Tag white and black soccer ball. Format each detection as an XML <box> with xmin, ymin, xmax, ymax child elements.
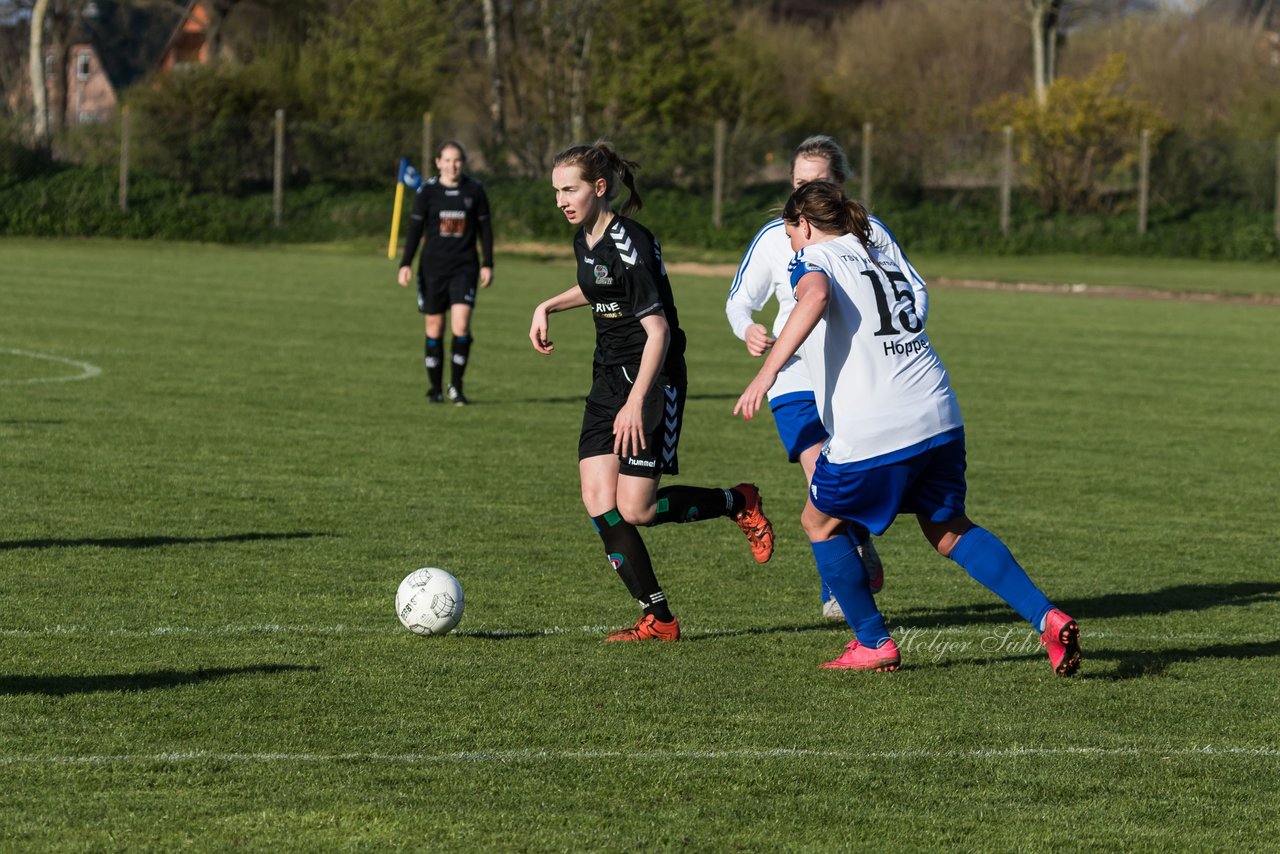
<box><xmin>395</xmin><ymin>567</ymin><xmax>464</xmax><ymax>636</ymax></box>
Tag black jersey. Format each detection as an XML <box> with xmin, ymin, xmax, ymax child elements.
<box><xmin>400</xmin><ymin>175</ymin><xmax>494</xmax><ymax>276</ymax></box>
<box><xmin>573</xmin><ymin>216</ymin><xmax>685</xmax><ymax>376</ymax></box>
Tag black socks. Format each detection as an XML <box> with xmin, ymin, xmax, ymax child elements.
<box><xmin>591</xmin><ymin>509</ymin><xmax>672</xmax><ymax>621</ymax></box>
<box><xmin>650</xmin><ymin>486</ymin><xmax>744</xmax><ymax>525</ymax></box>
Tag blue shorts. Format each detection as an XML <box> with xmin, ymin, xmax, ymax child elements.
<box><xmin>770</xmin><ymin>393</ymin><xmax>828</xmax><ymax>463</ymax></box>
<box><xmin>810</xmin><ymin>429</ymin><xmax>968</xmax><ymax>536</ymax></box>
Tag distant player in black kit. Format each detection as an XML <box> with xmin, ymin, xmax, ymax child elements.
<box><xmin>398</xmin><ymin>141</ymin><xmax>494</xmax><ymax>406</ymax></box>
<box><xmin>529</xmin><ymin>141</ymin><xmax>774</xmax><ymax>642</ymax></box>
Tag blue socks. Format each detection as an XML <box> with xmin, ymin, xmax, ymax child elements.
<box><xmin>949</xmin><ymin>526</ymin><xmax>1053</xmax><ymax>630</ymax></box>
<box><xmin>810</xmin><ymin>532</ymin><xmax>889</xmax><ymax>647</ymax></box>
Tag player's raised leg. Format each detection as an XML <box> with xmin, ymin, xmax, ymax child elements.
<box><xmin>921</xmin><ymin>514</ymin><xmax>1080</xmax><ymax>676</ymax></box>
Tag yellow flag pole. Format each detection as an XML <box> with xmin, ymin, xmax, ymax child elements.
<box><xmin>388</xmin><ymin>181</ymin><xmax>405</xmax><ymax>259</ymax></box>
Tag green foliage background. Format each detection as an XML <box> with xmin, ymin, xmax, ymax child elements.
<box><xmin>0</xmin><ymin>165</ymin><xmax>1276</xmax><ymax>261</ymax></box>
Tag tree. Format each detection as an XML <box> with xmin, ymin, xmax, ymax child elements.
<box><xmin>200</xmin><ymin>0</ymin><xmax>321</xmax><ymax>63</ymax></box>
<box><xmin>27</xmin><ymin>0</ymin><xmax>48</xmax><ymax>145</ymax></box>
<box><xmin>481</xmin><ymin>0</ymin><xmax>504</xmax><ymax>150</ymax></box>
<box><xmin>1026</xmin><ymin>0</ymin><xmax>1157</xmax><ymax>106</ymax></box>
<box><xmin>1026</xmin><ymin>0</ymin><xmax>1062</xmax><ymax>107</ymax></box>
<box><xmin>297</xmin><ymin>0</ymin><xmax>461</xmax><ymax>121</ymax></box>
<box><xmin>981</xmin><ymin>54</ymin><xmax>1169</xmax><ymax>212</ymax></box>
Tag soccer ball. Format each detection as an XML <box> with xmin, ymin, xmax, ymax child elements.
<box><xmin>395</xmin><ymin>567</ymin><xmax>464</xmax><ymax>636</ymax></box>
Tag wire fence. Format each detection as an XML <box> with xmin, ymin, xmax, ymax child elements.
<box><xmin>4</xmin><ymin>109</ymin><xmax>1280</xmax><ymax>241</ymax></box>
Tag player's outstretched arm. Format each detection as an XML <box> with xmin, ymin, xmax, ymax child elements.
<box><xmin>529</xmin><ymin>285</ymin><xmax>589</xmax><ymax>354</ymax></box>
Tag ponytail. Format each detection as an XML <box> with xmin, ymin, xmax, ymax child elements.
<box><xmin>552</xmin><ymin>140</ymin><xmax>643</xmax><ymax>215</ymax></box>
<box><xmin>782</xmin><ymin>181</ymin><xmax>871</xmax><ymax>248</ymax></box>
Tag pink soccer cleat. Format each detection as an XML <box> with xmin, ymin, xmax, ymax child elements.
<box><xmin>1040</xmin><ymin>609</ymin><xmax>1081</xmax><ymax>676</ymax></box>
<box><xmin>820</xmin><ymin>637</ymin><xmax>901</xmax><ymax>672</ymax></box>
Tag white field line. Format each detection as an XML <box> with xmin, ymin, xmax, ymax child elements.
<box><xmin>0</xmin><ymin>623</ymin><xmax>1269</xmax><ymax>644</ymax></box>
<box><xmin>0</xmin><ymin>745</ymin><xmax>1276</xmax><ymax>768</ymax></box>
<box><xmin>0</xmin><ymin>348</ymin><xmax>102</xmax><ymax>385</ymax></box>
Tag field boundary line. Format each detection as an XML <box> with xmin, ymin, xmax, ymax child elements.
<box><xmin>1</xmin><ymin>745</ymin><xmax>1276</xmax><ymax>767</ymax></box>
<box><xmin>0</xmin><ymin>348</ymin><xmax>102</xmax><ymax>384</ymax></box>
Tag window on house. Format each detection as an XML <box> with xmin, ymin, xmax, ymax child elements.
<box><xmin>76</xmin><ymin>51</ymin><xmax>92</xmax><ymax>81</ymax></box>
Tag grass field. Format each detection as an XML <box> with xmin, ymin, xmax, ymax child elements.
<box><xmin>2</xmin><ymin>238</ymin><xmax>1278</xmax><ymax>850</ymax></box>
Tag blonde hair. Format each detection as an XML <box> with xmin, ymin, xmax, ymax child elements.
<box><xmin>791</xmin><ymin>135</ymin><xmax>851</xmax><ymax>185</ymax></box>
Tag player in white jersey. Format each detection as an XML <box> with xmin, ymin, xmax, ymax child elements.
<box><xmin>734</xmin><ymin>181</ymin><xmax>1081</xmax><ymax>676</ymax></box>
<box><xmin>726</xmin><ymin>135</ymin><xmax>926</xmax><ymax>620</ymax></box>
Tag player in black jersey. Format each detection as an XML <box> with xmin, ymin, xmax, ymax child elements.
<box><xmin>528</xmin><ymin>141</ymin><xmax>775</xmax><ymax>642</ymax></box>
<box><xmin>397</xmin><ymin>141</ymin><xmax>494</xmax><ymax>406</ymax></box>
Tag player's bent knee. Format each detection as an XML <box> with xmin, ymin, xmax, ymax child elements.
<box><xmin>919</xmin><ymin>514</ymin><xmax>973</xmax><ymax>558</ymax></box>
<box><xmin>619</xmin><ymin>503</ymin><xmax>657</xmax><ymax>527</ymax></box>
<box><xmin>801</xmin><ymin>505</ymin><xmax>844</xmax><ymax>543</ymax></box>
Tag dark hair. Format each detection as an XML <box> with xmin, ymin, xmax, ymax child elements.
<box><xmin>552</xmin><ymin>140</ymin><xmax>643</xmax><ymax>216</ymax></box>
<box><xmin>791</xmin><ymin>134</ymin><xmax>851</xmax><ymax>185</ymax></box>
<box><xmin>436</xmin><ymin>140</ymin><xmax>467</xmax><ymax>162</ymax></box>
<box><xmin>783</xmin><ymin>181</ymin><xmax>871</xmax><ymax>247</ymax></box>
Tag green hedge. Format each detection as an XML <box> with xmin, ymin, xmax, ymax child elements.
<box><xmin>0</xmin><ymin>165</ymin><xmax>1276</xmax><ymax>261</ymax></box>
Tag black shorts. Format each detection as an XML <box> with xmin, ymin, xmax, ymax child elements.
<box><xmin>578</xmin><ymin>364</ymin><xmax>687</xmax><ymax>478</ymax></box>
<box><xmin>417</xmin><ymin>269</ymin><xmax>478</xmax><ymax>315</ymax></box>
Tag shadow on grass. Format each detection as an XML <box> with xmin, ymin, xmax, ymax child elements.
<box><xmin>891</xmin><ymin>581</ymin><xmax>1280</xmax><ymax>630</ymax></box>
<box><xmin>0</xmin><ymin>664</ymin><xmax>320</xmax><ymax>696</ymax></box>
<box><xmin>506</xmin><ymin>392</ymin><xmax>741</xmax><ymax>405</ymax></box>
<box><xmin>917</xmin><ymin>638</ymin><xmax>1280</xmax><ymax>682</ymax></box>
<box><xmin>1094</xmin><ymin>639</ymin><xmax>1280</xmax><ymax>680</ymax></box>
<box><xmin>0</xmin><ymin>531</ymin><xmax>332</xmax><ymax>551</ymax></box>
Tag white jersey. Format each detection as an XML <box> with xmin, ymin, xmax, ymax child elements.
<box><xmin>726</xmin><ymin>214</ymin><xmax>927</xmax><ymax>401</ymax></box>
<box><xmin>788</xmin><ymin>234</ymin><xmax>962</xmax><ymax>466</ymax></box>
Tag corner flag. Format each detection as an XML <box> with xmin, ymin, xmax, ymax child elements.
<box><xmin>388</xmin><ymin>158</ymin><xmax>423</xmax><ymax>259</ymax></box>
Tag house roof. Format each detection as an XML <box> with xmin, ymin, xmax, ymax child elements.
<box><xmin>80</xmin><ymin>0</ymin><xmax>187</xmax><ymax>92</ymax></box>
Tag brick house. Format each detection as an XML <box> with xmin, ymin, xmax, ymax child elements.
<box><xmin>10</xmin><ymin>0</ymin><xmax>210</xmax><ymax>128</ymax></box>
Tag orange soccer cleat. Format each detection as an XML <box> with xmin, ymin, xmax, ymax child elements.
<box><xmin>605</xmin><ymin>614</ymin><xmax>681</xmax><ymax>643</ymax></box>
<box><xmin>731</xmin><ymin>483</ymin><xmax>775</xmax><ymax>563</ymax></box>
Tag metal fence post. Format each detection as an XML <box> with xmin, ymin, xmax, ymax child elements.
<box><xmin>273</xmin><ymin>109</ymin><xmax>285</xmax><ymax>228</ymax></box>
<box><xmin>118</xmin><ymin>105</ymin><xmax>129</xmax><ymax>214</ymax></box>
<box><xmin>861</xmin><ymin>122</ymin><xmax>873</xmax><ymax>210</ymax></box>
<box><xmin>712</xmin><ymin>119</ymin><xmax>726</xmax><ymax>229</ymax></box>
<box><xmin>1138</xmin><ymin>127</ymin><xmax>1151</xmax><ymax>236</ymax></box>
<box><xmin>1000</xmin><ymin>125</ymin><xmax>1013</xmax><ymax>238</ymax></box>
<box><xmin>1275</xmin><ymin>132</ymin><xmax>1279</xmax><ymax>243</ymax></box>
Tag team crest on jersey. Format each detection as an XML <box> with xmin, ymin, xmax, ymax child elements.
<box><xmin>594</xmin><ymin>264</ymin><xmax>613</xmax><ymax>285</ymax></box>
